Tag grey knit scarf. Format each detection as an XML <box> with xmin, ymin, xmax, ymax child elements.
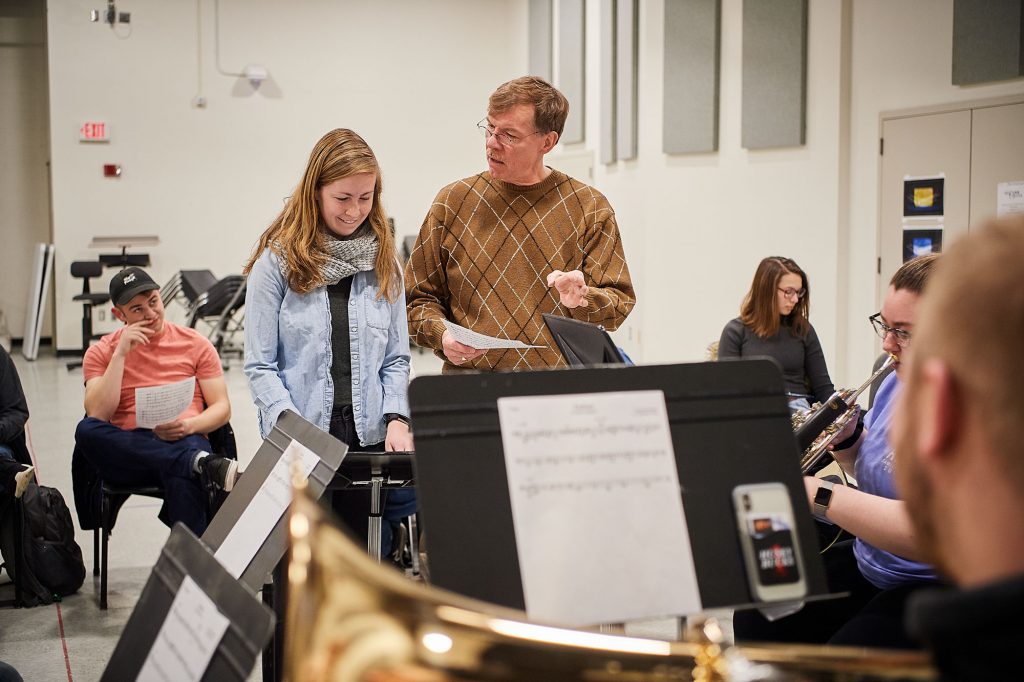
<box><xmin>275</xmin><ymin>222</ymin><xmax>378</xmax><ymax>285</ymax></box>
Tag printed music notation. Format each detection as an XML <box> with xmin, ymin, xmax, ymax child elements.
<box><xmin>443</xmin><ymin>319</ymin><xmax>544</xmax><ymax>349</ymax></box>
<box><xmin>508</xmin><ymin>420</ymin><xmax>663</xmax><ymax>445</ymax></box>
<box><xmin>496</xmin><ymin>390</ymin><xmax>702</xmax><ymax>626</ymax></box>
<box><xmin>513</xmin><ymin>448</ymin><xmax>665</xmax><ymax>467</ymax></box>
<box><xmin>517</xmin><ymin>474</ymin><xmax>673</xmax><ymax>499</ymax></box>
<box><xmin>135</xmin><ymin>376</ymin><xmax>196</xmax><ymax>429</ymax></box>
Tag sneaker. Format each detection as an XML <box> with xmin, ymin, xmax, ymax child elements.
<box><xmin>199</xmin><ymin>456</ymin><xmax>239</xmax><ymax>492</ymax></box>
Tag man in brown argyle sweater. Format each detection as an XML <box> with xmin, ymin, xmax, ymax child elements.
<box><xmin>405</xmin><ymin>76</ymin><xmax>635</xmax><ymax>372</ymax></box>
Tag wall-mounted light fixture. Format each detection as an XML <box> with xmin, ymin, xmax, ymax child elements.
<box><xmin>242</xmin><ymin>64</ymin><xmax>269</xmax><ymax>90</ymax></box>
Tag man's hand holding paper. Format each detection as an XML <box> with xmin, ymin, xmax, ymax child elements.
<box><xmin>135</xmin><ymin>377</ymin><xmax>197</xmax><ymax>430</ymax></box>
<box><xmin>442</xmin><ymin>329</ymin><xmax>487</xmax><ymax>366</ymax></box>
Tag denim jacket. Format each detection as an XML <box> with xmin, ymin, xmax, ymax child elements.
<box><xmin>244</xmin><ymin>248</ymin><xmax>411</xmax><ymax>445</ymax></box>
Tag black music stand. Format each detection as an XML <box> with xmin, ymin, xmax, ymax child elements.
<box><xmin>410</xmin><ymin>360</ymin><xmax>830</xmax><ymax>614</ymax></box>
<box><xmin>542</xmin><ymin>313</ymin><xmax>626</xmax><ymax>367</ymax></box>
<box><xmin>101</xmin><ymin>524</ymin><xmax>273</xmax><ymax>682</ymax></box>
<box><xmin>327</xmin><ymin>451</ymin><xmax>415</xmax><ymax>563</ymax></box>
<box><xmin>201</xmin><ymin>410</ymin><xmax>346</xmax><ymax>592</ymax></box>
<box><xmin>200</xmin><ymin>410</ymin><xmax>346</xmax><ymax>682</ymax></box>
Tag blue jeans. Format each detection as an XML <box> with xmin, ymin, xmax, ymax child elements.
<box><xmin>75</xmin><ymin>417</ymin><xmax>211</xmax><ymax>535</ymax></box>
<box><xmin>788</xmin><ymin>397</ymin><xmax>812</xmax><ymax>414</ymax></box>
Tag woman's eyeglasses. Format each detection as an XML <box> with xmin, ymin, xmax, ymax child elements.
<box><xmin>778</xmin><ymin>288</ymin><xmax>806</xmax><ymax>300</ymax></box>
<box><xmin>869</xmin><ymin>313</ymin><xmax>912</xmax><ymax>346</ymax></box>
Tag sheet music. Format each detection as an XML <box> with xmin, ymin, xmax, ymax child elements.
<box><xmin>443</xmin><ymin>319</ymin><xmax>544</xmax><ymax>349</ymax></box>
<box><xmin>135</xmin><ymin>377</ymin><xmax>196</xmax><ymax>429</ymax></box>
<box><xmin>137</xmin><ymin>576</ymin><xmax>229</xmax><ymax>682</ymax></box>
<box><xmin>214</xmin><ymin>440</ymin><xmax>320</xmax><ymax>579</ymax></box>
<box><xmin>498</xmin><ymin>390</ymin><xmax>702</xmax><ymax>626</ymax></box>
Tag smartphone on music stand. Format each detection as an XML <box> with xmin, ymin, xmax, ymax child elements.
<box><xmin>732</xmin><ymin>482</ymin><xmax>808</xmax><ymax>603</ymax></box>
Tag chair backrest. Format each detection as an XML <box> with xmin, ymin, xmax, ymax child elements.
<box><xmin>868</xmin><ymin>351</ymin><xmax>895</xmax><ymax>408</ymax></box>
<box><xmin>70</xmin><ymin>261</ymin><xmax>105</xmax><ymax>294</ymax></box>
<box><xmin>189</xmin><ymin>275</ymin><xmax>245</xmax><ymax>324</ymax></box>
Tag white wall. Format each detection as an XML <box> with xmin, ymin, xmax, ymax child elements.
<box><xmin>0</xmin><ymin>0</ymin><xmax>51</xmax><ymax>341</ymax></box>
<box><xmin>552</xmin><ymin>0</ymin><xmax>1023</xmax><ymax>389</ymax></box>
<box><xmin>46</xmin><ymin>0</ymin><xmax>527</xmax><ymax>350</ymax></box>
<box><xmin>40</xmin><ymin>0</ymin><xmax>1024</xmax><ymax>379</ymax></box>
<box><xmin>844</xmin><ymin>0</ymin><xmax>1024</xmax><ymax>382</ymax></box>
<box><xmin>565</xmin><ymin>0</ymin><xmax>849</xmax><ymax>380</ymax></box>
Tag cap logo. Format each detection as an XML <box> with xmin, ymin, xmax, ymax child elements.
<box><xmin>123</xmin><ymin>273</ymin><xmax>136</xmax><ymax>285</ymax></box>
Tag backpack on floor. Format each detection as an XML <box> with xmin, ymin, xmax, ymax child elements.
<box><xmin>0</xmin><ymin>478</ymin><xmax>86</xmax><ymax>606</ymax></box>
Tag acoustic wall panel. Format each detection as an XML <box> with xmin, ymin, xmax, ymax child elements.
<box><xmin>952</xmin><ymin>0</ymin><xmax>1024</xmax><ymax>85</ymax></box>
<box><xmin>558</xmin><ymin>0</ymin><xmax>586</xmax><ymax>144</ymax></box>
<box><xmin>741</xmin><ymin>0</ymin><xmax>807</xmax><ymax>149</ymax></box>
<box><xmin>529</xmin><ymin>0</ymin><xmax>553</xmax><ymax>81</ymax></box>
<box><xmin>663</xmin><ymin>0</ymin><xmax>721</xmax><ymax>154</ymax></box>
<box><xmin>600</xmin><ymin>0</ymin><xmax>617</xmax><ymax>164</ymax></box>
<box><xmin>615</xmin><ymin>0</ymin><xmax>639</xmax><ymax>161</ymax></box>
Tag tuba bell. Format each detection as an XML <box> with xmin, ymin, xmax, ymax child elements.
<box><xmin>792</xmin><ymin>355</ymin><xmax>896</xmax><ymax>474</ymax></box>
<box><xmin>284</xmin><ymin>474</ymin><xmax>935</xmax><ymax>681</ymax></box>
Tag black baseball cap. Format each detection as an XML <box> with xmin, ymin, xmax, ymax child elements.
<box><xmin>109</xmin><ymin>267</ymin><xmax>160</xmax><ymax>306</ymax></box>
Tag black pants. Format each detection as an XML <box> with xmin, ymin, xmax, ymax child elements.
<box><xmin>328</xmin><ymin>405</ymin><xmax>415</xmax><ymax>552</ymax></box>
<box><xmin>733</xmin><ymin>539</ymin><xmax>933</xmax><ymax>650</ymax></box>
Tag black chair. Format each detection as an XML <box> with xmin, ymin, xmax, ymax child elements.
<box><xmin>91</xmin><ymin>422</ymin><xmax>237</xmax><ymax>609</ymax></box>
<box><xmin>868</xmin><ymin>351</ymin><xmax>896</xmax><ymax>408</ymax></box>
<box><xmin>187</xmin><ymin>275</ymin><xmax>246</xmax><ymax>361</ymax></box>
<box><xmin>67</xmin><ymin>261</ymin><xmax>111</xmax><ymax>371</ymax></box>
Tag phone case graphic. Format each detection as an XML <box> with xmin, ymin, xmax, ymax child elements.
<box><xmin>747</xmin><ymin>515</ymin><xmax>801</xmax><ymax>586</ymax></box>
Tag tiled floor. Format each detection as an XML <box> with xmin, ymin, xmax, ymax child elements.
<box><xmin>0</xmin><ymin>346</ymin><xmax>697</xmax><ymax>681</ymax></box>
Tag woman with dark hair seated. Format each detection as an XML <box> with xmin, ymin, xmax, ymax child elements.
<box><xmin>718</xmin><ymin>256</ymin><xmax>834</xmax><ymax>412</ymax></box>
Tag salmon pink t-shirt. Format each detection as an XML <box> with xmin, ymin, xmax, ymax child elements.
<box><xmin>83</xmin><ymin>321</ymin><xmax>223</xmax><ymax>430</ymax></box>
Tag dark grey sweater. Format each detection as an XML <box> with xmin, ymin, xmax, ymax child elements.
<box><xmin>718</xmin><ymin>317</ymin><xmax>835</xmax><ymax>403</ymax></box>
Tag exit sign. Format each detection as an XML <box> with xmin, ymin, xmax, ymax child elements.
<box><xmin>79</xmin><ymin>121</ymin><xmax>110</xmax><ymax>142</ymax></box>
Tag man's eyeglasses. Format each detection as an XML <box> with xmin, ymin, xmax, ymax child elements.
<box><xmin>778</xmin><ymin>287</ymin><xmax>806</xmax><ymax>300</ymax></box>
<box><xmin>869</xmin><ymin>313</ymin><xmax>912</xmax><ymax>346</ymax></box>
<box><xmin>477</xmin><ymin>119</ymin><xmax>543</xmax><ymax>147</ymax></box>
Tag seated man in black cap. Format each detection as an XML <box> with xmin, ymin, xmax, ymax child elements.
<box><xmin>74</xmin><ymin>267</ymin><xmax>237</xmax><ymax>536</ymax></box>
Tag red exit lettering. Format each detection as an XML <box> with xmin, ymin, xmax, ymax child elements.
<box><xmin>80</xmin><ymin>121</ymin><xmax>109</xmax><ymax>141</ymax></box>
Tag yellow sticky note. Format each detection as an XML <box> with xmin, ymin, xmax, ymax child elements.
<box><xmin>913</xmin><ymin>187</ymin><xmax>934</xmax><ymax>208</ymax></box>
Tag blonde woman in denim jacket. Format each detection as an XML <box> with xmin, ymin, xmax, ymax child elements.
<box><xmin>243</xmin><ymin>128</ymin><xmax>413</xmax><ymax>552</ymax></box>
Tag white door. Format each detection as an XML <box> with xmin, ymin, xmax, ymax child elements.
<box><xmin>969</xmin><ymin>102</ymin><xmax>1024</xmax><ymax>225</ymax></box>
<box><xmin>879</xmin><ymin>110</ymin><xmax>972</xmax><ymax>300</ymax></box>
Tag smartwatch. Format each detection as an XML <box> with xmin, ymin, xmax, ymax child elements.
<box><xmin>812</xmin><ymin>479</ymin><xmax>835</xmax><ymax>521</ymax></box>
<box><xmin>385</xmin><ymin>413</ymin><xmax>411</xmax><ymax>427</ymax></box>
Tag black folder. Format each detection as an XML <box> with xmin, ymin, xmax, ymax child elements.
<box><xmin>201</xmin><ymin>409</ymin><xmax>347</xmax><ymax>592</ymax></box>
<box><xmin>101</xmin><ymin>524</ymin><xmax>273</xmax><ymax>682</ymax></box>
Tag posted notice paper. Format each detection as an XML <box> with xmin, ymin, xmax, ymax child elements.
<box><xmin>137</xmin><ymin>576</ymin><xmax>229</xmax><ymax>682</ymax></box>
<box><xmin>497</xmin><ymin>390</ymin><xmax>701</xmax><ymax>626</ymax></box>
<box><xmin>213</xmin><ymin>440</ymin><xmax>320</xmax><ymax>579</ymax></box>
<box><xmin>443</xmin><ymin>319</ymin><xmax>544</xmax><ymax>350</ymax></box>
<box><xmin>135</xmin><ymin>377</ymin><xmax>196</xmax><ymax>429</ymax></box>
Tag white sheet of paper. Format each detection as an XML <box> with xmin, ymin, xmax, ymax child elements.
<box><xmin>443</xmin><ymin>319</ymin><xmax>544</xmax><ymax>349</ymax></box>
<box><xmin>135</xmin><ymin>377</ymin><xmax>196</xmax><ymax>429</ymax></box>
<box><xmin>997</xmin><ymin>180</ymin><xmax>1024</xmax><ymax>217</ymax></box>
<box><xmin>498</xmin><ymin>390</ymin><xmax>702</xmax><ymax>626</ymax></box>
<box><xmin>137</xmin><ymin>575</ymin><xmax>229</xmax><ymax>682</ymax></box>
<box><xmin>213</xmin><ymin>440</ymin><xmax>320</xmax><ymax>579</ymax></box>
